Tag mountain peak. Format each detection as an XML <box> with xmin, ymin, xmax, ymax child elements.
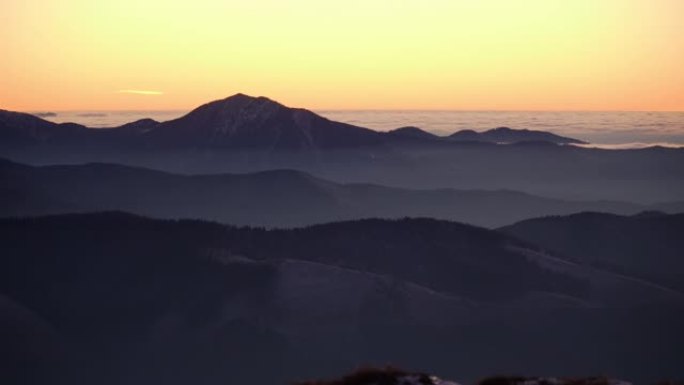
<box><xmin>143</xmin><ymin>94</ymin><xmax>383</xmax><ymax>150</ymax></box>
<box><xmin>221</xmin><ymin>92</ymin><xmax>279</xmax><ymax>104</ymax></box>
<box><xmin>204</xmin><ymin>93</ymin><xmax>285</xmax><ymax>112</ymax></box>
<box><xmin>114</xmin><ymin>118</ymin><xmax>160</xmax><ymax>133</ymax></box>
<box><xmin>387</xmin><ymin>126</ymin><xmax>438</xmax><ymax>141</ymax></box>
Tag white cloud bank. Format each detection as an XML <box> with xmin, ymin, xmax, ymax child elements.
<box><xmin>570</xmin><ymin>142</ymin><xmax>684</xmax><ymax>149</ymax></box>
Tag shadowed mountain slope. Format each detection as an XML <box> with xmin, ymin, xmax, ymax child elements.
<box><xmin>386</xmin><ymin>126</ymin><xmax>441</xmax><ymax>141</ymax></box>
<box><xmin>0</xmin><ymin>109</ymin><xmax>90</xmax><ymax>146</ymax></box>
<box><xmin>140</xmin><ymin>94</ymin><xmax>385</xmax><ymax>149</ymax></box>
<box><xmin>1</xmin><ymin>213</ymin><xmax>683</xmax><ymax>384</ymax></box>
<box><xmin>501</xmin><ymin>212</ymin><xmax>684</xmax><ymax>291</ymax></box>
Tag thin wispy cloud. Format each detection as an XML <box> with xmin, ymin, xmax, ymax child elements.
<box><xmin>117</xmin><ymin>89</ymin><xmax>164</xmax><ymax>95</ymax></box>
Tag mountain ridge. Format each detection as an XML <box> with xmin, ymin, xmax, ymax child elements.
<box><xmin>5</xmin><ymin>94</ymin><xmax>683</xmax><ymax>204</ymax></box>
<box><xmin>501</xmin><ymin>211</ymin><xmax>684</xmax><ymax>292</ymax></box>
<box><xmin>140</xmin><ymin>93</ymin><xmax>386</xmax><ymax>149</ymax></box>
<box><xmin>2</xmin><ymin>157</ymin><xmax>669</xmax><ymax>228</ymax></box>
<box><xmin>2</xmin><ymin>94</ymin><xmax>588</xmax><ymax>148</ymax></box>
<box><xmin>1</xmin><ymin>212</ymin><xmax>684</xmax><ymax>384</ymax></box>
<box><xmin>2</xmin><ymin>212</ymin><xmax>684</xmax><ymax>384</ymax></box>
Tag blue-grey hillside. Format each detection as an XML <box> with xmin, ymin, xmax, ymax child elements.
<box><xmin>2</xmin><ymin>158</ymin><xmax>669</xmax><ymax>228</ymax></box>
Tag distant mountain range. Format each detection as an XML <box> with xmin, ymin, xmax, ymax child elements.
<box><xmin>1</xmin><ymin>212</ymin><xmax>683</xmax><ymax>384</ymax></box>
<box><xmin>0</xmin><ymin>96</ymin><xmax>383</xmax><ymax>149</ymax></box>
<box><xmin>3</xmin><ymin>93</ymin><xmax>684</xmax><ymax>203</ymax></box>
<box><xmin>5</xmin><ymin>157</ymin><xmax>681</xmax><ymax>228</ymax></box>
<box><xmin>3</xmin><ymin>94</ymin><xmax>684</xmax><ymax>384</ymax></box>
<box><xmin>2</xmin><ymin>94</ymin><xmax>585</xmax><ymax>148</ymax></box>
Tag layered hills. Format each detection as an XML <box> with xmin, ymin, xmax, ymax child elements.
<box><xmin>502</xmin><ymin>212</ymin><xmax>684</xmax><ymax>291</ymax></box>
<box><xmin>4</xmin><ymin>158</ymin><xmax>675</xmax><ymax>228</ymax></box>
<box><xmin>1</xmin><ymin>213</ymin><xmax>683</xmax><ymax>384</ymax></box>
<box><xmin>3</xmin><ymin>94</ymin><xmax>684</xmax><ymax>203</ymax></box>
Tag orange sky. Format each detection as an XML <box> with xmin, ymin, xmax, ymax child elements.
<box><xmin>1</xmin><ymin>0</ymin><xmax>683</xmax><ymax>111</ymax></box>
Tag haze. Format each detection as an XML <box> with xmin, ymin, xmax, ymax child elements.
<box><xmin>1</xmin><ymin>0</ymin><xmax>683</xmax><ymax>111</ymax></box>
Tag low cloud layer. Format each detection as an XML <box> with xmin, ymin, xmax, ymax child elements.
<box><xmin>570</xmin><ymin>142</ymin><xmax>684</xmax><ymax>149</ymax></box>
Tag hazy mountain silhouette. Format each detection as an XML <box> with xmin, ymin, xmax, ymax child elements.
<box><xmin>501</xmin><ymin>212</ymin><xmax>684</xmax><ymax>292</ymax></box>
<box><xmin>0</xmin><ymin>109</ymin><xmax>89</xmax><ymax>146</ymax></box>
<box><xmin>114</xmin><ymin>118</ymin><xmax>161</xmax><ymax>133</ymax></box>
<box><xmin>651</xmin><ymin>200</ymin><xmax>684</xmax><ymax>213</ymax></box>
<box><xmin>3</xmin><ymin>158</ymin><xmax>670</xmax><ymax>228</ymax></box>
<box><xmin>449</xmin><ymin>127</ymin><xmax>587</xmax><ymax>144</ymax></box>
<box><xmin>3</xmin><ymin>98</ymin><xmax>582</xmax><ymax>148</ymax></box>
<box><xmin>2</xmin><ymin>95</ymin><xmax>684</xmax><ymax>203</ymax></box>
<box><xmin>386</xmin><ymin>126</ymin><xmax>441</xmax><ymax>141</ymax></box>
<box><xmin>1</xmin><ymin>213</ymin><xmax>683</xmax><ymax>384</ymax></box>
<box><xmin>30</xmin><ymin>112</ymin><xmax>57</xmax><ymax>118</ymax></box>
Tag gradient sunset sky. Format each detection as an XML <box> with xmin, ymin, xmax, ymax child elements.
<box><xmin>1</xmin><ymin>0</ymin><xmax>682</xmax><ymax>111</ymax></box>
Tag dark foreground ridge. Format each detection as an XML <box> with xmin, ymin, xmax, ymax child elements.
<box><xmin>1</xmin><ymin>212</ymin><xmax>683</xmax><ymax>385</ymax></box>
<box><xmin>501</xmin><ymin>211</ymin><xmax>684</xmax><ymax>291</ymax></box>
<box><xmin>294</xmin><ymin>367</ymin><xmax>641</xmax><ymax>385</ymax></box>
<box><xmin>293</xmin><ymin>366</ymin><xmax>437</xmax><ymax>385</ymax></box>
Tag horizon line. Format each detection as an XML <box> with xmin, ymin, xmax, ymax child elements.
<box><xmin>26</xmin><ymin>108</ymin><xmax>684</xmax><ymax>113</ymax></box>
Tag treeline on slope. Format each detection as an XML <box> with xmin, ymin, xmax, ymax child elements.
<box><xmin>218</xmin><ymin>217</ymin><xmax>589</xmax><ymax>300</ymax></box>
<box><xmin>0</xmin><ymin>212</ymin><xmax>586</xmax><ymax>302</ymax></box>
<box><xmin>2</xmin><ymin>212</ymin><xmax>684</xmax><ymax>385</ymax></box>
<box><xmin>0</xmin><ymin>212</ymin><xmax>284</xmax><ymax>385</ymax></box>
<box><xmin>501</xmin><ymin>212</ymin><xmax>684</xmax><ymax>292</ymax></box>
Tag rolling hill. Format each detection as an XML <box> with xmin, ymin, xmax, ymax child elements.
<box><xmin>1</xmin><ymin>213</ymin><xmax>683</xmax><ymax>384</ymax></box>
<box><xmin>501</xmin><ymin>212</ymin><xmax>684</xmax><ymax>291</ymax></box>
<box><xmin>1</xmin><ymin>158</ymin><xmax>666</xmax><ymax>228</ymax></box>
